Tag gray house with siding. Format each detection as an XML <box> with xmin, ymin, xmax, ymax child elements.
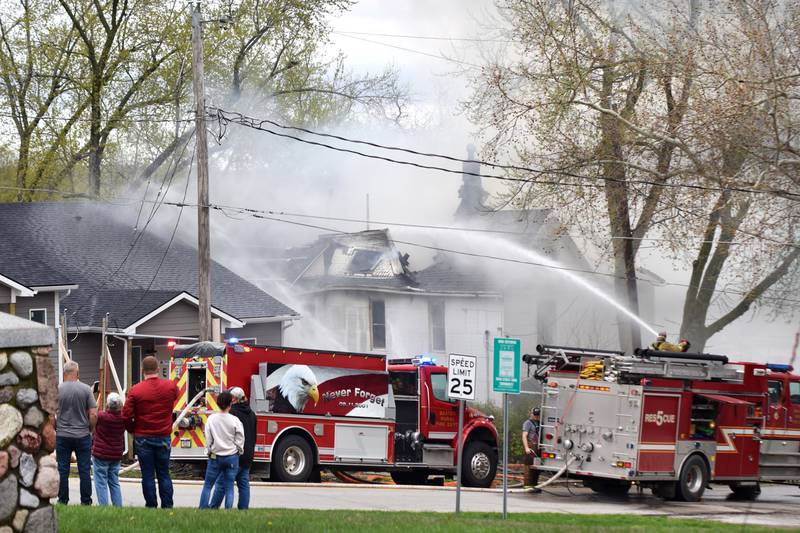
<box><xmin>0</xmin><ymin>201</ymin><xmax>298</xmax><ymax>388</ymax></box>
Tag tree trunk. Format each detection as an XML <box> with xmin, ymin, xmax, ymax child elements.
<box><xmin>599</xmin><ymin>66</ymin><xmax>641</xmax><ymax>353</ymax></box>
<box><xmin>88</xmin><ymin>87</ymin><xmax>102</xmax><ymax>196</ymax></box>
<box><xmin>15</xmin><ymin>137</ymin><xmax>30</xmax><ymax>202</ymax></box>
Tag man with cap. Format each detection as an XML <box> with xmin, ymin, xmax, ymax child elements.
<box><xmin>522</xmin><ymin>406</ymin><xmax>542</xmax><ymax>492</ymax></box>
<box><xmin>212</xmin><ymin>386</ymin><xmax>257</xmax><ymax>509</ymax></box>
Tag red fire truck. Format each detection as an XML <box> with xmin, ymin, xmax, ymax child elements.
<box><xmin>169</xmin><ymin>341</ymin><xmax>499</xmax><ymax>487</ymax></box>
<box><xmin>527</xmin><ymin>344</ymin><xmax>800</xmax><ymax>501</ymax></box>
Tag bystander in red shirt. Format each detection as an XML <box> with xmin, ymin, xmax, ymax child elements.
<box><xmin>123</xmin><ymin>375</ymin><xmax>179</xmax><ymax>437</ymax></box>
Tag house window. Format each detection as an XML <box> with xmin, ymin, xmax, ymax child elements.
<box><xmin>350</xmin><ymin>250</ymin><xmax>383</xmax><ymax>273</ymax></box>
<box><xmin>131</xmin><ymin>346</ymin><xmax>143</xmax><ymax>385</ymax></box>
<box><xmin>370</xmin><ymin>300</ymin><xmax>386</xmax><ymax>350</ymax></box>
<box><xmin>536</xmin><ymin>299</ymin><xmax>556</xmax><ymax>345</ymax></box>
<box><xmin>29</xmin><ymin>309</ymin><xmax>47</xmax><ymax>325</ymax></box>
<box><xmin>429</xmin><ymin>300</ymin><xmax>446</xmax><ymax>352</ymax></box>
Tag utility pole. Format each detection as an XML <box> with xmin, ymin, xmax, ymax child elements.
<box><xmin>191</xmin><ymin>1</ymin><xmax>212</xmax><ymax>341</ymax></box>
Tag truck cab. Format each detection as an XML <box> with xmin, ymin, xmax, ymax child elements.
<box><xmin>388</xmin><ymin>357</ymin><xmax>498</xmax><ymax>487</ymax></box>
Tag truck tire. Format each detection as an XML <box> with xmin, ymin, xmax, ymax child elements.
<box><xmin>390</xmin><ymin>471</ymin><xmax>430</xmax><ymax>485</ymax></box>
<box><xmin>675</xmin><ymin>455</ymin><xmax>708</xmax><ymax>502</ymax></box>
<box><xmin>729</xmin><ymin>483</ymin><xmax>761</xmax><ymax>500</ymax></box>
<box><xmin>461</xmin><ymin>441</ymin><xmax>497</xmax><ymax>488</ymax></box>
<box><xmin>271</xmin><ymin>435</ymin><xmax>314</xmax><ymax>483</ymax></box>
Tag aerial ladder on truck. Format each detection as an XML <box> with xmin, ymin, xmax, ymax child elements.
<box><xmin>524</xmin><ymin>344</ymin><xmax>800</xmax><ymax>501</ymax></box>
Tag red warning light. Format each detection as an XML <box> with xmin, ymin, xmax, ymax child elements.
<box><xmin>166</xmin><ymin>340</ymin><xmax>177</xmax><ymax>349</ymax></box>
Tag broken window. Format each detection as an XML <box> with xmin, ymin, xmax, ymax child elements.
<box><xmin>371</xmin><ymin>300</ymin><xmax>386</xmax><ymax>349</ymax></box>
<box><xmin>429</xmin><ymin>300</ymin><xmax>446</xmax><ymax>352</ymax></box>
<box><xmin>350</xmin><ymin>250</ymin><xmax>383</xmax><ymax>273</ymax></box>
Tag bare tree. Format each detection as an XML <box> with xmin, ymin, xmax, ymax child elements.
<box><xmin>466</xmin><ymin>0</ymin><xmax>799</xmax><ymax>351</ymax></box>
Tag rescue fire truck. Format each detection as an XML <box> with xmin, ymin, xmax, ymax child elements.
<box><xmin>168</xmin><ymin>341</ymin><xmax>499</xmax><ymax>486</ymax></box>
<box><xmin>526</xmin><ymin>344</ymin><xmax>800</xmax><ymax>501</ymax></box>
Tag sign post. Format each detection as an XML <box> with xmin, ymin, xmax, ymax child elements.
<box><xmin>493</xmin><ymin>338</ymin><xmax>521</xmax><ymax>520</ymax></box>
<box><xmin>447</xmin><ymin>353</ymin><xmax>477</xmax><ymax>514</ymax></box>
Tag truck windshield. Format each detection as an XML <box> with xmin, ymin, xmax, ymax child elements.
<box><xmin>391</xmin><ymin>372</ymin><xmax>417</xmax><ymax>396</ymax></box>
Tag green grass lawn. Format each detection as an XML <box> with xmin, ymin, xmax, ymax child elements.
<box><xmin>55</xmin><ymin>506</ymin><xmax>789</xmax><ymax>532</ymax></box>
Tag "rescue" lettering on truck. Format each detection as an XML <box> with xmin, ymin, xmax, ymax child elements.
<box><xmin>644</xmin><ymin>410</ymin><xmax>676</xmax><ymax>426</ymax></box>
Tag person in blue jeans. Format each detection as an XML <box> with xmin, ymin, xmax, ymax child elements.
<box><xmin>123</xmin><ymin>355</ymin><xmax>179</xmax><ymax>508</ymax></box>
<box><xmin>211</xmin><ymin>387</ymin><xmax>256</xmax><ymax>509</ymax></box>
<box><xmin>56</xmin><ymin>361</ymin><xmax>97</xmax><ymax>505</ymax></box>
<box><xmin>91</xmin><ymin>392</ymin><xmax>126</xmax><ymax>506</ymax></box>
<box><xmin>134</xmin><ymin>436</ymin><xmax>173</xmax><ymax>507</ymax></box>
<box><xmin>199</xmin><ymin>391</ymin><xmax>244</xmax><ymax>509</ymax></box>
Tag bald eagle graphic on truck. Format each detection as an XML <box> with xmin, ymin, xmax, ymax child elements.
<box><xmin>269</xmin><ymin>364</ymin><xmax>320</xmax><ymax>414</ymax></box>
<box><xmin>265</xmin><ymin>362</ymin><xmax>389</xmax><ymax>418</ymax></box>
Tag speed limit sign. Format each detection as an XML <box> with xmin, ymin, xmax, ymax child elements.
<box><xmin>447</xmin><ymin>353</ymin><xmax>477</xmax><ymax>401</ymax></box>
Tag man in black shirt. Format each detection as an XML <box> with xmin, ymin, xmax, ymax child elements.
<box><xmin>522</xmin><ymin>407</ymin><xmax>541</xmax><ymax>492</ymax></box>
<box><xmin>212</xmin><ymin>386</ymin><xmax>257</xmax><ymax>509</ymax></box>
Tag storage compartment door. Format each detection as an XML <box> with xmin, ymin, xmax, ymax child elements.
<box><xmin>638</xmin><ymin>394</ymin><xmax>680</xmax><ymax>473</ymax></box>
<box><xmin>334</xmin><ymin>424</ymin><xmax>388</xmax><ymax>462</ymax></box>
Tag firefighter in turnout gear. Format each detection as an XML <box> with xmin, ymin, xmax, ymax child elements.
<box><xmin>651</xmin><ymin>332</ymin><xmax>692</xmax><ymax>353</ymax></box>
<box><xmin>522</xmin><ymin>407</ymin><xmax>542</xmax><ymax>492</ymax></box>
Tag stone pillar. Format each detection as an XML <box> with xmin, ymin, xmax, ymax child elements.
<box><xmin>0</xmin><ymin>312</ymin><xmax>57</xmax><ymax>533</ymax></box>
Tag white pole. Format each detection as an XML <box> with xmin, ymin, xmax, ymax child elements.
<box><xmin>502</xmin><ymin>392</ymin><xmax>508</xmax><ymax>519</ymax></box>
<box><xmin>455</xmin><ymin>398</ymin><xmax>465</xmax><ymax>513</ymax></box>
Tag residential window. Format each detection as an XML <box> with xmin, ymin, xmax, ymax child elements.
<box><xmin>371</xmin><ymin>300</ymin><xmax>386</xmax><ymax>350</ymax></box>
<box><xmin>429</xmin><ymin>300</ymin><xmax>446</xmax><ymax>352</ymax></box>
<box><xmin>29</xmin><ymin>309</ymin><xmax>46</xmax><ymax>325</ymax></box>
<box><xmin>350</xmin><ymin>250</ymin><xmax>383</xmax><ymax>273</ymax></box>
<box><xmin>536</xmin><ymin>299</ymin><xmax>556</xmax><ymax>345</ymax></box>
<box><xmin>131</xmin><ymin>346</ymin><xmax>143</xmax><ymax>385</ymax></box>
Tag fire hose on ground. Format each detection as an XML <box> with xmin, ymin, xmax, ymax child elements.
<box><xmin>119</xmin><ymin>387</ymin><xmax>213</xmax><ymax>475</ymax></box>
<box><xmin>524</xmin><ymin>455</ymin><xmax>578</xmax><ymax>493</ymax></box>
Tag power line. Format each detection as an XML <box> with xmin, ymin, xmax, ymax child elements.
<box><xmin>331</xmin><ymin>32</ymin><xmax>482</xmax><ymax>68</ymax></box>
<box><xmin>117</xmin><ymin>143</ymin><xmax>197</xmax><ymax>323</ymax></box>
<box><xmin>1</xmin><ymin>183</ymin><xmax>797</xmax><ymax>305</ymax></box>
<box><xmin>2</xmin><ymin>185</ymin><xmax>797</xmax><ymax>248</ymax></box>
<box><xmin>333</xmin><ymin>30</ymin><xmax>515</xmax><ymax>43</ymax></box>
<box><xmin>209</xmin><ymin>107</ymin><xmax>800</xmax><ymax>199</ymax></box>
<box><xmin>225</xmin><ymin>208</ymin><xmax>800</xmax><ymax>307</ymax></box>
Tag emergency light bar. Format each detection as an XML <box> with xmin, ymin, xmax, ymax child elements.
<box><xmin>227</xmin><ymin>337</ymin><xmax>239</xmax><ymax>345</ymax></box>
<box><xmin>767</xmin><ymin>363</ymin><xmax>793</xmax><ymax>373</ymax></box>
<box><xmin>387</xmin><ymin>356</ymin><xmax>437</xmax><ymax>366</ymax></box>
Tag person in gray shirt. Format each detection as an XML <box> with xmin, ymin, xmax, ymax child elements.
<box><xmin>522</xmin><ymin>407</ymin><xmax>541</xmax><ymax>492</ymax></box>
<box><xmin>56</xmin><ymin>361</ymin><xmax>97</xmax><ymax>505</ymax></box>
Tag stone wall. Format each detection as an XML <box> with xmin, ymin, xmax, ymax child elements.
<box><xmin>0</xmin><ymin>331</ymin><xmax>58</xmax><ymax>532</ymax></box>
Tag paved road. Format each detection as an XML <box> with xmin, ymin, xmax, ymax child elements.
<box><xmin>67</xmin><ymin>478</ymin><xmax>800</xmax><ymax>527</ymax></box>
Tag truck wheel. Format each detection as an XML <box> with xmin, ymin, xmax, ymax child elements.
<box><xmin>271</xmin><ymin>435</ymin><xmax>314</xmax><ymax>483</ymax></box>
<box><xmin>729</xmin><ymin>483</ymin><xmax>761</xmax><ymax>500</ymax></box>
<box><xmin>461</xmin><ymin>441</ymin><xmax>497</xmax><ymax>488</ymax></box>
<box><xmin>676</xmin><ymin>455</ymin><xmax>708</xmax><ymax>502</ymax></box>
<box><xmin>390</xmin><ymin>471</ymin><xmax>430</xmax><ymax>485</ymax></box>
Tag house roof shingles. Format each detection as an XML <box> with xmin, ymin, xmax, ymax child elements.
<box><xmin>0</xmin><ymin>202</ymin><xmax>296</xmax><ymax>328</ymax></box>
